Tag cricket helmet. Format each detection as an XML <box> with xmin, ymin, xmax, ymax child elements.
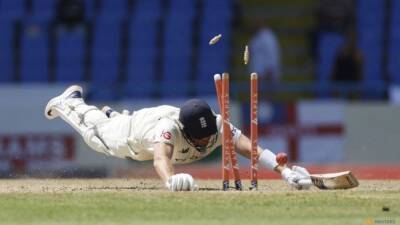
<box><xmin>179</xmin><ymin>99</ymin><xmax>218</xmax><ymax>151</ymax></box>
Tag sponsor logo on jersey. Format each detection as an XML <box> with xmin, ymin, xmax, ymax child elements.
<box><xmin>174</xmin><ymin>158</ymin><xmax>186</xmax><ymax>162</ymax></box>
<box><xmin>180</xmin><ymin>147</ymin><xmax>190</xmax><ymax>153</ymax></box>
<box><xmin>189</xmin><ymin>155</ymin><xmax>200</xmax><ymax>161</ymax></box>
<box><xmin>161</xmin><ymin>131</ymin><xmax>171</xmax><ymax>140</ymax></box>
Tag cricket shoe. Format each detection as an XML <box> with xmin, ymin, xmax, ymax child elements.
<box><xmin>45</xmin><ymin>85</ymin><xmax>83</xmax><ymax>120</ymax></box>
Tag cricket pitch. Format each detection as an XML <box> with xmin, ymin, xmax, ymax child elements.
<box><xmin>0</xmin><ymin>179</ymin><xmax>398</xmax><ymax>225</ymax></box>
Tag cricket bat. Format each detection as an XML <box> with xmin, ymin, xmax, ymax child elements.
<box><xmin>308</xmin><ymin>171</ymin><xmax>359</xmax><ymax>190</ymax></box>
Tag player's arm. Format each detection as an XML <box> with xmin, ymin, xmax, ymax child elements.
<box><xmin>234</xmin><ymin>134</ymin><xmax>283</xmax><ymax>173</ymax></box>
<box><xmin>153</xmin><ymin>142</ymin><xmax>197</xmax><ymax>191</ymax></box>
<box><xmin>152</xmin><ymin>118</ymin><xmax>197</xmax><ymax>192</ymax></box>
<box><xmin>225</xmin><ymin>124</ymin><xmax>281</xmax><ymax>172</ymax></box>
<box><xmin>234</xmin><ymin>133</ymin><xmax>312</xmax><ymax>189</ymax></box>
<box><xmin>153</xmin><ymin>142</ymin><xmax>174</xmax><ymax>183</ymax></box>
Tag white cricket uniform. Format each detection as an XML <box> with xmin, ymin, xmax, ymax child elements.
<box><xmin>101</xmin><ymin>105</ymin><xmax>242</xmax><ymax>164</ymax></box>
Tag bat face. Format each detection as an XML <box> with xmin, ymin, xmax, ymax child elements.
<box><xmin>310</xmin><ymin>171</ymin><xmax>359</xmax><ymax>190</ymax></box>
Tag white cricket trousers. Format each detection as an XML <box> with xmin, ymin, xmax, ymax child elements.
<box><xmin>52</xmin><ymin>97</ymin><xmax>133</xmax><ymax>158</ymax></box>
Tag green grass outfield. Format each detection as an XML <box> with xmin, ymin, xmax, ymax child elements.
<box><xmin>0</xmin><ymin>179</ymin><xmax>398</xmax><ymax>225</ymax></box>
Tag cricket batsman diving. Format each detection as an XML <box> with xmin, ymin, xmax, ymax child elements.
<box><xmin>45</xmin><ymin>85</ymin><xmax>312</xmax><ymax>191</ymax></box>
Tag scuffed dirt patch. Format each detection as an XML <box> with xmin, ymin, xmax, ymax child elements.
<box><xmin>0</xmin><ymin>179</ymin><xmax>398</xmax><ymax>193</ymax></box>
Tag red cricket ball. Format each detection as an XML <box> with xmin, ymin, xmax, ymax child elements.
<box><xmin>276</xmin><ymin>152</ymin><xmax>288</xmax><ymax>165</ymax></box>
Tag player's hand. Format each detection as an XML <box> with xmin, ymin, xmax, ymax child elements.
<box><xmin>292</xmin><ymin>166</ymin><xmax>312</xmax><ymax>190</ymax></box>
<box><xmin>166</xmin><ymin>173</ymin><xmax>197</xmax><ymax>191</ymax></box>
<box><xmin>281</xmin><ymin>166</ymin><xmax>312</xmax><ymax>190</ymax></box>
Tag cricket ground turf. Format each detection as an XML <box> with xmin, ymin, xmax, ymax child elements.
<box><xmin>0</xmin><ymin>179</ymin><xmax>398</xmax><ymax>225</ymax></box>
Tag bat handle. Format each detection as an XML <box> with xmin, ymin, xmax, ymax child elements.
<box><xmin>297</xmin><ymin>179</ymin><xmax>312</xmax><ymax>186</ymax></box>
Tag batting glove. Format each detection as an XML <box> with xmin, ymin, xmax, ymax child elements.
<box><xmin>166</xmin><ymin>173</ymin><xmax>197</xmax><ymax>191</ymax></box>
<box><xmin>292</xmin><ymin>166</ymin><xmax>312</xmax><ymax>190</ymax></box>
<box><xmin>281</xmin><ymin>166</ymin><xmax>312</xmax><ymax>190</ymax></box>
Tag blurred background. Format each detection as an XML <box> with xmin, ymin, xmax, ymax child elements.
<box><xmin>0</xmin><ymin>0</ymin><xmax>399</xmax><ymax>179</ymax></box>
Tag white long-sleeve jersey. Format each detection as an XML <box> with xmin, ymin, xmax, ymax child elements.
<box><xmin>106</xmin><ymin>105</ymin><xmax>241</xmax><ymax>164</ymax></box>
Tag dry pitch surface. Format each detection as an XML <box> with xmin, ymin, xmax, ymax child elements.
<box><xmin>0</xmin><ymin>179</ymin><xmax>398</xmax><ymax>225</ymax></box>
<box><xmin>0</xmin><ymin>178</ymin><xmax>399</xmax><ymax>193</ymax></box>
